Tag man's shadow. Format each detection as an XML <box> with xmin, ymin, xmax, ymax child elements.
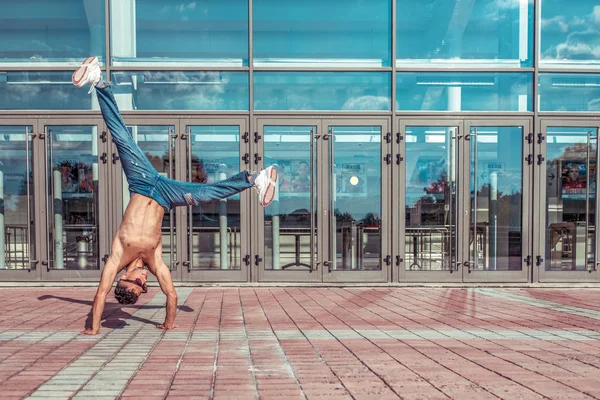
<box><xmin>38</xmin><ymin>294</ymin><xmax>194</xmax><ymax>330</ymax></box>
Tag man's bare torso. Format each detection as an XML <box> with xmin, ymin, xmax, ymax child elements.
<box><xmin>117</xmin><ymin>194</ymin><xmax>164</xmax><ymax>272</ymax></box>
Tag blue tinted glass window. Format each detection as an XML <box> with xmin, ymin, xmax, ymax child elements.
<box><xmin>539</xmin><ymin>74</ymin><xmax>600</xmax><ymax>112</ymax></box>
<box><xmin>396</xmin><ymin>73</ymin><xmax>532</xmax><ymax>112</ymax></box>
<box><xmin>540</xmin><ymin>0</ymin><xmax>600</xmax><ymax>66</ymax></box>
<box><xmin>397</xmin><ymin>0</ymin><xmax>533</xmax><ymax>68</ymax></box>
<box><xmin>111</xmin><ymin>0</ymin><xmax>248</xmax><ymax>66</ymax></box>
<box><xmin>110</xmin><ymin>71</ymin><xmax>249</xmax><ymax>111</ymax></box>
<box><xmin>254</xmin><ymin>72</ymin><xmax>390</xmax><ymax>111</ymax></box>
<box><xmin>0</xmin><ymin>0</ymin><xmax>106</xmax><ymax>64</ymax></box>
<box><xmin>253</xmin><ymin>0</ymin><xmax>391</xmax><ymax>67</ymax></box>
<box><xmin>0</xmin><ymin>72</ymin><xmax>96</xmax><ymax>110</ymax></box>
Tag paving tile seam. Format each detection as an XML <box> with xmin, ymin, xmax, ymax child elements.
<box><xmin>25</xmin><ymin>288</ymin><xmax>193</xmax><ymax>400</ymax></box>
<box><xmin>317</xmin><ymin>288</ymin><xmax>547</xmax><ymax>400</ymax></box>
<box><xmin>290</xmin><ymin>288</ymin><xmax>408</xmax><ymax>399</ymax></box>
<box><xmin>351</xmin><ymin>288</ymin><xmax>600</xmax><ymax>392</ymax></box>
<box><xmin>162</xmin><ymin>290</ymin><xmax>207</xmax><ymax>396</ymax></box>
<box><xmin>476</xmin><ymin>289</ymin><xmax>600</xmax><ymax>321</ymax></box>
<box><xmin>370</xmin><ymin>287</ymin><xmax>600</xmax><ymax>363</ymax></box>
<box><xmin>207</xmin><ymin>290</ymin><xmax>226</xmax><ymax>400</ymax></box>
<box><xmin>270</xmin><ymin>289</ymin><xmax>358</xmax><ymax>399</ymax></box>
<box><xmin>251</xmin><ymin>289</ymin><xmax>307</xmax><ymax>399</ymax></box>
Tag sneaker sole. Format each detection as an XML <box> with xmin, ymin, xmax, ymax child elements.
<box><xmin>260</xmin><ymin>167</ymin><xmax>278</xmax><ymax>207</ymax></box>
<box><xmin>72</xmin><ymin>57</ymin><xmax>98</xmax><ymax>87</ymax></box>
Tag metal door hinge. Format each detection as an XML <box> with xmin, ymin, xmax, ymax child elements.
<box><xmin>526</xmin><ymin>133</ymin><xmax>533</xmax><ymax>144</ymax></box>
<box><xmin>100</xmin><ymin>152</ymin><xmax>107</xmax><ymax>164</ymax></box>
<box><xmin>536</xmin><ymin>256</ymin><xmax>544</xmax><ymax>266</ymax></box>
<box><xmin>102</xmin><ymin>254</ymin><xmax>109</xmax><ymax>263</ymax></box>
<box><xmin>537</xmin><ymin>133</ymin><xmax>545</xmax><ymax>144</ymax></box>
<box><xmin>254</xmin><ymin>132</ymin><xmax>262</xmax><ymax>143</ymax></box>
<box><xmin>112</xmin><ymin>153</ymin><xmax>119</xmax><ymax>164</ymax></box>
<box><xmin>243</xmin><ymin>255</ymin><xmax>251</xmax><ymax>266</ymax></box>
<box><xmin>525</xmin><ymin>154</ymin><xmax>533</xmax><ymax>165</ymax></box>
<box><xmin>396</xmin><ymin>133</ymin><xmax>404</xmax><ymax>143</ymax></box>
<box><xmin>254</xmin><ymin>255</ymin><xmax>262</xmax><ymax>266</ymax></box>
<box><xmin>242</xmin><ymin>132</ymin><xmax>249</xmax><ymax>143</ymax></box>
<box><xmin>396</xmin><ymin>154</ymin><xmax>404</xmax><ymax>164</ymax></box>
<box><xmin>395</xmin><ymin>255</ymin><xmax>403</xmax><ymax>266</ymax></box>
<box><xmin>254</xmin><ymin>153</ymin><xmax>262</xmax><ymax>165</ymax></box>
<box><xmin>384</xmin><ymin>154</ymin><xmax>392</xmax><ymax>165</ymax></box>
<box><xmin>384</xmin><ymin>255</ymin><xmax>391</xmax><ymax>266</ymax></box>
<box><xmin>242</xmin><ymin>153</ymin><xmax>250</xmax><ymax>165</ymax></box>
<box><xmin>384</xmin><ymin>132</ymin><xmax>391</xmax><ymax>144</ymax></box>
<box><xmin>100</xmin><ymin>131</ymin><xmax>107</xmax><ymax>143</ymax></box>
<box><xmin>524</xmin><ymin>255</ymin><xmax>531</xmax><ymax>266</ymax></box>
<box><xmin>537</xmin><ymin>154</ymin><xmax>545</xmax><ymax>165</ymax></box>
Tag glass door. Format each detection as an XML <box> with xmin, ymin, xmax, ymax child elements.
<box><xmin>0</xmin><ymin>122</ymin><xmax>40</xmax><ymax>280</ymax></box>
<box><xmin>396</xmin><ymin>120</ymin><xmax>462</xmax><ymax>283</ymax></box>
<box><xmin>181</xmin><ymin>119</ymin><xmax>250</xmax><ymax>282</ymax></box>
<box><xmin>462</xmin><ymin>120</ymin><xmax>532</xmax><ymax>282</ymax></box>
<box><xmin>43</xmin><ymin>119</ymin><xmax>109</xmax><ymax>280</ymax></box>
<box><xmin>537</xmin><ymin>121</ymin><xmax>600</xmax><ymax>282</ymax></box>
<box><xmin>116</xmin><ymin>121</ymin><xmax>179</xmax><ymax>280</ymax></box>
<box><xmin>254</xmin><ymin>119</ymin><xmax>320</xmax><ymax>282</ymax></box>
<box><xmin>322</xmin><ymin>120</ymin><xmax>390</xmax><ymax>283</ymax></box>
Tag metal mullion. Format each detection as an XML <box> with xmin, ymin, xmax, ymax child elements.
<box><xmin>538</xmin><ymin>68</ymin><xmax>600</xmax><ymax>74</ymax></box>
<box><xmin>395</xmin><ymin>67</ymin><xmax>535</xmax><ymax>73</ymax></box>
<box><xmin>253</xmin><ymin>67</ymin><xmax>393</xmax><ymax>72</ymax></box>
<box><xmin>104</xmin><ymin>0</ymin><xmax>111</xmax><ymax>79</ymax></box>
<box><xmin>109</xmin><ymin>66</ymin><xmax>250</xmax><ymax>72</ymax></box>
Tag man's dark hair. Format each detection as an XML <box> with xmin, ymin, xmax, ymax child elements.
<box><xmin>114</xmin><ymin>284</ymin><xmax>139</xmax><ymax>305</ymax></box>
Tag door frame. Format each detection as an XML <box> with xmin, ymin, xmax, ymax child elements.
<box><xmin>321</xmin><ymin>118</ymin><xmax>391</xmax><ymax>283</ymax></box>
<box><xmin>253</xmin><ymin>117</ymin><xmax>322</xmax><ymax>282</ymax></box>
<box><xmin>535</xmin><ymin>119</ymin><xmax>600</xmax><ymax>282</ymax></box>
<box><xmin>395</xmin><ymin>118</ymin><xmax>464</xmax><ymax>283</ymax></box>
<box><xmin>461</xmin><ymin>118</ymin><xmax>533</xmax><ymax>283</ymax></box>
<box><xmin>179</xmin><ymin>117</ymin><xmax>251</xmax><ymax>282</ymax></box>
<box><xmin>0</xmin><ymin>119</ymin><xmax>42</xmax><ymax>280</ymax></box>
<box><xmin>40</xmin><ymin>117</ymin><xmax>109</xmax><ymax>281</ymax></box>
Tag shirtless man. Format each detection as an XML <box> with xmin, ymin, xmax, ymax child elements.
<box><xmin>72</xmin><ymin>57</ymin><xmax>278</xmax><ymax>335</ymax></box>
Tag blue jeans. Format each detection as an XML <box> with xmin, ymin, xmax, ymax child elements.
<box><xmin>95</xmin><ymin>83</ymin><xmax>253</xmax><ymax>212</ymax></box>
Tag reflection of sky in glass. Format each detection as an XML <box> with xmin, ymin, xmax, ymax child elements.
<box><xmin>541</xmin><ymin>0</ymin><xmax>600</xmax><ymax>64</ymax></box>
<box><xmin>539</xmin><ymin>74</ymin><xmax>600</xmax><ymax>112</ymax></box>
<box><xmin>397</xmin><ymin>0</ymin><xmax>533</xmax><ymax>67</ymax></box>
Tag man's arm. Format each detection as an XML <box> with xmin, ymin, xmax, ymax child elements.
<box><xmin>81</xmin><ymin>255</ymin><xmax>120</xmax><ymax>335</ymax></box>
<box><xmin>155</xmin><ymin>262</ymin><xmax>178</xmax><ymax>330</ymax></box>
<box><xmin>81</xmin><ymin>236</ymin><xmax>125</xmax><ymax>335</ymax></box>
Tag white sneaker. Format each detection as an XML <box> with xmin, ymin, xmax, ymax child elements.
<box><xmin>254</xmin><ymin>166</ymin><xmax>278</xmax><ymax>207</ymax></box>
<box><xmin>72</xmin><ymin>56</ymin><xmax>101</xmax><ymax>94</ymax></box>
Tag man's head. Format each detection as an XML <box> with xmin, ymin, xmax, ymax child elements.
<box><xmin>114</xmin><ymin>258</ymin><xmax>149</xmax><ymax>305</ymax></box>
<box><xmin>60</xmin><ymin>162</ymin><xmax>72</xmax><ymax>180</ymax></box>
<box><xmin>567</xmin><ymin>165</ymin><xmax>580</xmax><ymax>182</ymax></box>
<box><xmin>297</xmin><ymin>161</ymin><xmax>309</xmax><ymax>179</ymax></box>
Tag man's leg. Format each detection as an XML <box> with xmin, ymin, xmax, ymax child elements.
<box><xmin>73</xmin><ymin>58</ymin><xmax>158</xmax><ymax>192</ymax></box>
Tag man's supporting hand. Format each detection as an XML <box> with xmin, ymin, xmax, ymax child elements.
<box><xmin>156</xmin><ymin>323</ymin><xmax>179</xmax><ymax>331</ymax></box>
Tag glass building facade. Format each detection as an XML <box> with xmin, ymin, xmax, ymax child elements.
<box><xmin>1</xmin><ymin>0</ymin><xmax>599</xmax><ymax>283</ymax></box>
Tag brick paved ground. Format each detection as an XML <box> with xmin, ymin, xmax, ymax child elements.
<box><xmin>1</xmin><ymin>288</ymin><xmax>600</xmax><ymax>399</ymax></box>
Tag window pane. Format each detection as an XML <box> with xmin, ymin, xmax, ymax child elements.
<box><xmin>397</xmin><ymin>0</ymin><xmax>533</xmax><ymax>68</ymax></box>
<box><xmin>540</xmin><ymin>0</ymin><xmax>600</xmax><ymax>67</ymax></box>
<box><xmin>111</xmin><ymin>0</ymin><xmax>248</xmax><ymax>66</ymax></box>
<box><xmin>396</xmin><ymin>72</ymin><xmax>532</xmax><ymax>112</ymax></box>
<box><xmin>0</xmin><ymin>72</ymin><xmax>97</xmax><ymax>110</ymax></box>
<box><xmin>110</xmin><ymin>71</ymin><xmax>249</xmax><ymax>111</ymax></box>
<box><xmin>254</xmin><ymin>72</ymin><xmax>390</xmax><ymax>111</ymax></box>
<box><xmin>253</xmin><ymin>0</ymin><xmax>391</xmax><ymax>67</ymax></box>
<box><xmin>0</xmin><ymin>0</ymin><xmax>105</xmax><ymax>65</ymax></box>
<box><xmin>539</xmin><ymin>73</ymin><xmax>600</xmax><ymax>112</ymax></box>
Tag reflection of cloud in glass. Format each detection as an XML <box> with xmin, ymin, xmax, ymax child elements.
<box><xmin>342</xmin><ymin>95</ymin><xmax>389</xmax><ymax>111</ymax></box>
<box><xmin>542</xmin><ymin>5</ymin><xmax>600</xmax><ymax>61</ymax></box>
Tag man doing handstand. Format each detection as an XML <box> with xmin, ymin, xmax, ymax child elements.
<box><xmin>73</xmin><ymin>57</ymin><xmax>278</xmax><ymax>335</ymax></box>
